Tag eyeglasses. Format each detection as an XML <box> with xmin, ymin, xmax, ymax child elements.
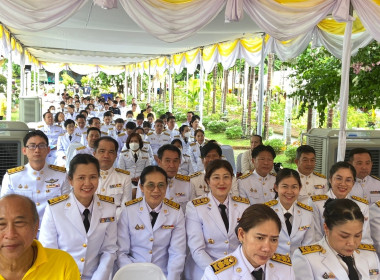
<box><xmin>144</xmin><ymin>182</ymin><xmax>167</xmax><ymax>191</ymax></box>
<box><xmin>25</xmin><ymin>144</ymin><xmax>48</xmax><ymax>150</ymax></box>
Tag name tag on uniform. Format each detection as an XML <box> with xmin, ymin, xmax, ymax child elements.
<box><xmin>370</xmin><ymin>191</ymin><xmax>380</xmax><ymax>194</ymax></box>
<box><xmin>162</xmin><ymin>225</ymin><xmax>174</xmax><ymax>229</ymax></box>
<box><xmin>46</xmin><ymin>184</ymin><xmax>60</xmax><ymax>188</ymax></box>
<box><xmin>299</xmin><ymin>225</ymin><xmax>310</xmax><ymax>231</ymax></box>
<box><xmin>370</xmin><ymin>269</ymin><xmax>379</xmax><ymax>275</ymax></box>
<box><xmin>110</xmin><ymin>184</ymin><xmax>122</xmax><ymax>189</ymax></box>
<box><xmin>314</xmin><ymin>185</ymin><xmax>324</xmax><ymax>189</ymax></box>
<box><xmin>175</xmin><ymin>193</ymin><xmax>185</xmax><ymax>197</ymax></box>
<box><xmin>100</xmin><ymin>217</ymin><xmax>115</xmax><ymax>223</ymax></box>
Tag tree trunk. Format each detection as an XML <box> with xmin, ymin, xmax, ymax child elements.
<box><xmin>327</xmin><ymin>106</ymin><xmax>334</xmax><ymax>128</ymax></box>
<box><xmin>307</xmin><ymin>104</ymin><xmax>313</xmax><ymax>132</ymax></box>
<box><xmin>212</xmin><ymin>65</ymin><xmax>217</xmax><ymax>114</ymax></box>
<box><xmin>222</xmin><ymin>69</ymin><xmax>229</xmax><ymax>113</ymax></box>
<box><xmin>171</xmin><ymin>72</ymin><xmax>175</xmax><ymax>110</ymax></box>
<box><xmin>263</xmin><ymin>53</ymin><xmax>274</xmax><ymax>140</ymax></box>
<box><xmin>232</xmin><ymin>66</ymin><xmax>236</xmax><ymax>98</ymax></box>
<box><xmin>247</xmin><ymin>66</ymin><xmax>255</xmax><ymax>136</ymax></box>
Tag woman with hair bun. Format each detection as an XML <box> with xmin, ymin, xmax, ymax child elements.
<box><xmin>293</xmin><ymin>198</ymin><xmax>380</xmax><ymax>280</ymax></box>
<box><xmin>202</xmin><ymin>204</ymin><xmax>295</xmax><ymax>279</ymax></box>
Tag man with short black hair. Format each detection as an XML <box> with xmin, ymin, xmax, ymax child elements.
<box><xmin>146</xmin><ymin>119</ymin><xmax>171</xmax><ymax>163</ymax></box>
<box><xmin>295</xmin><ymin>145</ymin><xmax>327</xmax><ymax>203</ymax></box>
<box><xmin>349</xmin><ymin>148</ymin><xmax>380</xmax><ymax>204</ymax></box>
<box><xmin>110</xmin><ymin>100</ymin><xmax>121</xmax><ymax>115</ymax></box>
<box><xmin>238</xmin><ymin>145</ymin><xmax>277</xmax><ymax>204</ymax></box>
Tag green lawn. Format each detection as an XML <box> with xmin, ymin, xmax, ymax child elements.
<box><xmin>206</xmin><ymin>132</ymin><xmax>250</xmax><ymax>147</ymax></box>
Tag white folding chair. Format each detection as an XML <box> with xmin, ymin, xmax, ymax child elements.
<box><xmin>221</xmin><ymin>144</ymin><xmax>236</xmax><ymax>175</ymax></box>
<box><xmin>113</xmin><ymin>263</ymin><xmax>167</xmax><ymax>280</ymax></box>
<box><xmin>236</xmin><ymin>152</ymin><xmax>243</xmax><ymax>174</ymax></box>
<box><xmin>65</xmin><ymin>142</ymin><xmax>84</xmax><ymax>170</ymax></box>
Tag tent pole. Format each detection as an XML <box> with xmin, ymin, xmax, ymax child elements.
<box><xmin>20</xmin><ymin>50</ymin><xmax>25</xmax><ymax>97</ymax></box>
<box><xmin>148</xmin><ymin>61</ymin><xmax>151</xmax><ymax>103</ymax></box>
<box><xmin>55</xmin><ymin>70</ymin><xmax>59</xmax><ymax>95</ymax></box>
<box><xmin>168</xmin><ymin>57</ymin><xmax>173</xmax><ymax>113</ymax></box>
<box><xmin>124</xmin><ymin>67</ymin><xmax>127</xmax><ymax>99</ymax></box>
<box><xmin>256</xmin><ymin>33</ymin><xmax>266</xmax><ymax>136</ymax></box>
<box><xmin>337</xmin><ymin>4</ymin><xmax>353</xmax><ymax>162</ymax></box>
<box><xmin>242</xmin><ymin>61</ymin><xmax>249</xmax><ymax>136</ymax></box>
<box><xmin>6</xmin><ymin>50</ymin><xmax>12</xmax><ymax>121</ymax></box>
<box><xmin>199</xmin><ymin>64</ymin><xmax>204</xmax><ymax>121</ymax></box>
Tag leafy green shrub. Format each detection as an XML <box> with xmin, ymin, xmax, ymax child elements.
<box><xmin>225</xmin><ymin>126</ymin><xmax>243</xmax><ymax>139</ymax></box>
<box><xmin>207</xmin><ymin>120</ymin><xmax>227</xmax><ymax>133</ymax></box>
<box><xmin>226</xmin><ymin>119</ymin><xmax>240</xmax><ymax>128</ymax></box>
<box><xmin>284</xmin><ymin>145</ymin><xmax>297</xmax><ymax>163</ymax></box>
<box><xmin>264</xmin><ymin>139</ymin><xmax>285</xmax><ymax>155</ymax></box>
<box><xmin>173</xmin><ymin>110</ymin><xmax>186</xmax><ymax>122</ymax></box>
<box><xmin>203</xmin><ymin>113</ymin><xmax>223</xmax><ymax>128</ymax></box>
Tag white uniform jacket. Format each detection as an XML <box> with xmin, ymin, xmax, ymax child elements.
<box><xmin>178</xmin><ymin>154</ymin><xmax>194</xmax><ymax>175</ymax></box>
<box><xmin>1</xmin><ymin>163</ymin><xmax>70</xmax><ymax>225</ymax></box>
<box><xmin>185</xmin><ymin>193</ymin><xmax>250</xmax><ymax>280</ymax></box>
<box><xmin>369</xmin><ymin>201</ymin><xmax>380</xmax><ymax>259</ymax></box>
<box><xmin>56</xmin><ymin>132</ymin><xmax>82</xmax><ymax>166</ymax></box>
<box><xmin>146</xmin><ymin>131</ymin><xmax>171</xmax><ymax>156</ymax></box>
<box><xmin>293</xmin><ymin>238</ymin><xmax>380</xmax><ymax>280</ymax></box>
<box><xmin>96</xmin><ymin>167</ymin><xmax>132</xmax><ymax>219</ymax></box>
<box><xmin>297</xmin><ymin>169</ymin><xmax>328</xmax><ymax>204</ymax></box>
<box><xmin>238</xmin><ymin>170</ymin><xmax>276</xmax><ymax>205</ymax></box>
<box><xmin>202</xmin><ymin>245</ymin><xmax>295</xmax><ymax>280</ymax></box>
<box><xmin>309</xmin><ymin>189</ymin><xmax>373</xmax><ymax>244</ymax></box>
<box><xmin>265</xmin><ymin>199</ymin><xmax>315</xmax><ymax>255</ymax></box>
<box><xmin>38</xmin><ymin>123</ymin><xmax>64</xmax><ymax>164</ymax></box>
<box><xmin>190</xmin><ymin>171</ymin><xmax>239</xmax><ymax>200</ymax></box>
<box><xmin>117</xmin><ymin>197</ymin><xmax>186</xmax><ymax>280</ymax></box>
<box><xmin>240</xmin><ymin>149</ymin><xmax>254</xmax><ymax>175</ymax></box>
<box><xmin>39</xmin><ymin>193</ymin><xmax>118</xmax><ymax>280</ymax></box>
<box><xmin>350</xmin><ymin>175</ymin><xmax>380</xmax><ymax>205</ymax></box>
<box><xmin>117</xmin><ymin>149</ymin><xmax>151</xmax><ymax>178</ymax></box>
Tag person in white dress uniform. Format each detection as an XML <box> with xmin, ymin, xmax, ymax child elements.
<box><xmin>369</xmin><ymin>201</ymin><xmax>380</xmax><ymax>260</ymax></box>
<box><xmin>171</xmin><ymin>139</ymin><xmax>194</xmax><ymax>175</ymax></box>
<box><xmin>202</xmin><ymin>203</ymin><xmax>295</xmax><ymax>280</ymax></box>
<box><xmin>240</xmin><ymin>134</ymin><xmax>262</xmax><ymax>175</ymax></box>
<box><xmin>309</xmin><ymin>161</ymin><xmax>373</xmax><ymax>244</ymax></box>
<box><xmin>293</xmin><ymin>198</ymin><xmax>380</xmax><ymax>280</ymax></box>
<box><xmin>93</xmin><ymin>137</ymin><xmax>132</xmax><ymax>219</ymax></box>
<box><xmin>69</xmin><ymin>127</ymin><xmax>101</xmax><ymax>164</ymax></box>
<box><xmin>295</xmin><ymin>145</ymin><xmax>328</xmax><ymax>204</ymax></box>
<box><xmin>118</xmin><ymin>132</ymin><xmax>151</xmax><ymax>198</ymax></box>
<box><xmin>1</xmin><ymin>130</ymin><xmax>71</xmax><ymax>226</ymax></box>
<box><xmin>190</xmin><ymin>141</ymin><xmax>239</xmax><ymax>199</ymax></box>
<box><xmin>348</xmin><ymin>148</ymin><xmax>380</xmax><ymax>205</ymax></box>
<box><xmin>185</xmin><ymin>159</ymin><xmax>250</xmax><ymax>280</ymax></box>
<box><xmin>239</xmin><ymin>145</ymin><xmax>277</xmax><ymax>205</ymax></box>
<box><xmin>178</xmin><ymin>124</ymin><xmax>192</xmax><ymax>156</ymax></box>
<box><xmin>74</xmin><ymin>114</ymin><xmax>88</xmax><ymax>135</ymax></box>
<box><xmin>264</xmin><ymin>168</ymin><xmax>315</xmax><ymax>256</ymax></box>
<box><xmin>117</xmin><ymin>166</ymin><xmax>186</xmax><ymax>280</ymax></box>
<box><xmin>189</xmin><ymin>129</ymin><xmax>207</xmax><ymax>172</ymax></box>
<box><xmin>39</xmin><ymin>154</ymin><xmax>117</xmax><ymax>280</ymax></box>
<box><xmin>56</xmin><ymin>119</ymin><xmax>81</xmax><ymax>167</ymax></box>
<box><xmin>146</xmin><ymin>119</ymin><xmax>171</xmax><ymax>164</ymax></box>
<box><xmin>38</xmin><ymin>112</ymin><xmax>64</xmax><ymax>164</ymax></box>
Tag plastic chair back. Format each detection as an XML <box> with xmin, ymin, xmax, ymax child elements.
<box><xmin>113</xmin><ymin>263</ymin><xmax>167</xmax><ymax>280</ymax></box>
<box><xmin>236</xmin><ymin>152</ymin><xmax>243</xmax><ymax>173</ymax></box>
<box><xmin>221</xmin><ymin>145</ymin><xmax>236</xmax><ymax>174</ymax></box>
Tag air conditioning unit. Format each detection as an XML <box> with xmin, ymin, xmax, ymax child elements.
<box><xmin>306</xmin><ymin>128</ymin><xmax>380</xmax><ymax>177</ymax></box>
<box><xmin>19</xmin><ymin>97</ymin><xmax>42</xmax><ymax>123</ymax></box>
<box><xmin>0</xmin><ymin>121</ymin><xmax>30</xmax><ymax>183</ymax></box>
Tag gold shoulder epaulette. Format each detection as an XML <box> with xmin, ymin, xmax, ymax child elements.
<box><xmin>48</xmin><ymin>194</ymin><xmax>69</xmax><ymax>205</ymax></box>
<box><xmin>173</xmin><ymin>135</ymin><xmax>180</xmax><ymax>138</ymax></box>
<box><xmin>232</xmin><ymin>196</ymin><xmax>249</xmax><ymax>204</ymax></box>
<box><xmin>115</xmin><ymin>168</ymin><xmax>130</xmax><ymax>175</ymax></box>
<box><xmin>376</xmin><ymin>201</ymin><xmax>380</xmax><ymax>208</ymax></box>
<box><xmin>76</xmin><ymin>146</ymin><xmax>86</xmax><ymax>151</ymax></box>
<box><xmin>351</xmin><ymin>195</ymin><xmax>369</xmax><ymax>205</ymax></box>
<box><xmin>49</xmin><ymin>165</ymin><xmax>66</xmax><ymax>173</ymax></box>
<box><xmin>238</xmin><ymin>171</ymin><xmax>252</xmax><ymax>180</ymax></box>
<box><xmin>125</xmin><ymin>197</ymin><xmax>143</xmax><ymax>207</ymax></box>
<box><xmin>311</xmin><ymin>194</ymin><xmax>329</xmax><ymax>202</ymax></box>
<box><xmin>190</xmin><ymin>171</ymin><xmax>202</xmax><ymax>178</ymax></box>
<box><xmin>37</xmin><ymin>124</ymin><xmax>44</xmax><ymax>128</ymax></box>
<box><xmin>175</xmin><ymin>174</ymin><xmax>190</xmax><ymax>182</ymax></box>
<box><xmin>210</xmin><ymin>256</ymin><xmax>236</xmax><ymax>274</ymax></box>
<box><xmin>55</xmin><ymin>125</ymin><xmax>61</xmax><ymax>128</ymax></box>
<box><xmin>371</xmin><ymin>175</ymin><xmax>380</xmax><ymax>181</ymax></box>
<box><xmin>7</xmin><ymin>166</ymin><xmax>25</xmax><ymax>175</ymax></box>
<box><xmin>190</xmin><ymin>142</ymin><xmax>196</xmax><ymax>146</ymax></box>
<box><xmin>271</xmin><ymin>253</ymin><xmax>292</xmax><ymax>266</ymax></box>
<box><xmin>147</xmin><ymin>132</ymin><xmax>153</xmax><ymax>136</ymax></box>
<box><xmin>97</xmin><ymin>194</ymin><xmax>114</xmax><ymax>204</ymax></box>
<box><xmin>59</xmin><ymin>133</ymin><xmax>65</xmax><ymax>136</ymax></box>
<box><xmin>102</xmin><ymin>132</ymin><xmax>108</xmax><ymax>135</ymax></box>
<box><xmin>296</xmin><ymin>201</ymin><xmax>313</xmax><ymax>212</ymax></box>
<box><xmin>118</xmin><ymin>133</ymin><xmax>126</xmax><ymax>137</ymax></box>
<box><xmin>299</xmin><ymin>245</ymin><xmax>324</xmax><ymax>255</ymax></box>
<box><xmin>108</xmin><ymin>127</ymin><xmax>114</xmax><ymax>130</ymax></box>
<box><xmin>163</xmin><ymin>198</ymin><xmax>180</xmax><ymax>210</ymax></box>
<box><xmin>264</xmin><ymin>200</ymin><xmax>278</xmax><ymax>207</ymax></box>
<box><xmin>358</xmin><ymin>244</ymin><xmax>376</xmax><ymax>251</ymax></box>
<box><xmin>184</xmin><ymin>154</ymin><xmax>190</xmax><ymax>157</ymax></box>
<box><xmin>143</xmin><ymin>141</ymin><xmax>150</xmax><ymax>144</ymax></box>
<box><xmin>269</xmin><ymin>171</ymin><xmax>277</xmax><ymax>177</ymax></box>
<box><xmin>163</xmin><ymin>132</ymin><xmax>170</xmax><ymax>136</ymax></box>
<box><xmin>192</xmin><ymin>197</ymin><xmax>210</xmax><ymax>207</ymax></box>
<box><xmin>313</xmin><ymin>171</ymin><xmax>326</xmax><ymax>179</ymax></box>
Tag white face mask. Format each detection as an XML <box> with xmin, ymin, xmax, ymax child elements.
<box><xmin>129</xmin><ymin>142</ymin><xmax>139</xmax><ymax>151</ymax></box>
<box><xmin>50</xmin><ymin>110</ymin><xmax>55</xmax><ymax>114</ymax></box>
<box><xmin>127</xmin><ymin>118</ymin><xmax>134</xmax><ymax>122</ymax></box>
<box><xmin>184</xmin><ymin>132</ymin><xmax>191</xmax><ymax>138</ymax></box>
